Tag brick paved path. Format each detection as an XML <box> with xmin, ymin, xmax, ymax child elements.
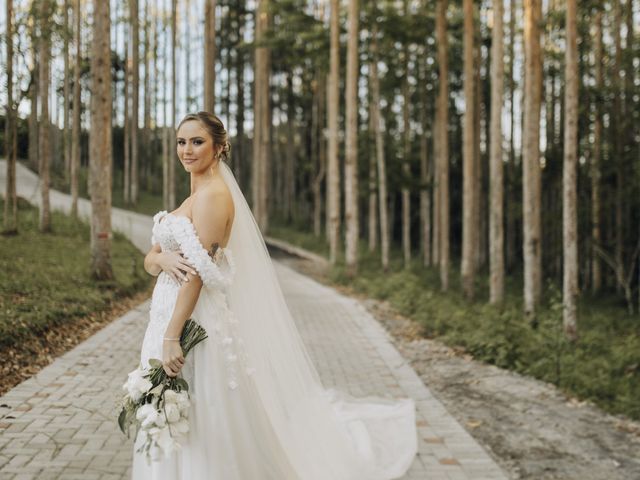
<box><xmin>0</xmin><ymin>160</ymin><xmax>509</xmax><ymax>479</ymax></box>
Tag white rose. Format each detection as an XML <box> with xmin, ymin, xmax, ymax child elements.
<box><xmin>163</xmin><ymin>389</ymin><xmax>179</xmax><ymax>404</ymax></box>
<box><xmin>173</xmin><ymin>418</ymin><xmax>189</xmax><ymax>435</ymax></box>
<box><xmin>125</xmin><ymin>369</ymin><xmax>152</xmax><ymax>402</ymax></box>
<box><xmin>165</xmin><ymin>404</ymin><xmax>180</xmax><ymax>423</ymax></box>
<box><xmin>137</xmin><ymin>404</ymin><xmax>159</xmax><ymax>428</ymax></box>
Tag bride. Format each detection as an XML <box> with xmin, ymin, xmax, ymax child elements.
<box><xmin>132</xmin><ymin>112</ymin><xmax>418</xmax><ymax>479</ymax></box>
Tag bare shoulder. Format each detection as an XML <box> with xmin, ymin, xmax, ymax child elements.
<box><xmin>192</xmin><ymin>179</ymin><xmax>234</xmax><ymax>222</ymax></box>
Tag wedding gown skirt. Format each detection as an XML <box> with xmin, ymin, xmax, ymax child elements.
<box><xmin>131</xmin><ymin>211</ymin><xmax>417</xmax><ymax>479</ymax></box>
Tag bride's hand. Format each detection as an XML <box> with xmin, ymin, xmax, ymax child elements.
<box><xmin>162</xmin><ymin>340</ymin><xmax>185</xmax><ymax>377</ymax></box>
<box><xmin>157</xmin><ymin>251</ymin><xmax>196</xmax><ymax>284</ymax></box>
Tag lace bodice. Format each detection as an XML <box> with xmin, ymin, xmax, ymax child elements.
<box><xmin>151</xmin><ymin>210</ymin><xmax>235</xmax><ymax>291</ymax></box>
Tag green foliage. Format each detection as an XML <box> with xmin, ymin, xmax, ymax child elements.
<box><xmin>0</xmin><ymin>198</ymin><xmax>151</xmax><ymax>349</ymax></box>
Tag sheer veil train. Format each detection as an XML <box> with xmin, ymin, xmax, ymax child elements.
<box><xmin>219</xmin><ymin>160</ymin><xmax>418</xmax><ymax>479</ymax></box>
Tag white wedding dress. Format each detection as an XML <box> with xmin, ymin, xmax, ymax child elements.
<box><xmin>131</xmin><ymin>162</ymin><xmax>418</xmax><ymax>479</ymax></box>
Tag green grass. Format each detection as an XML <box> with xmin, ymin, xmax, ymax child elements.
<box><xmin>269</xmin><ymin>221</ymin><xmax>640</xmax><ymax>420</ymax></box>
<box><xmin>0</xmin><ymin>197</ymin><xmax>151</xmax><ymax>349</ymax></box>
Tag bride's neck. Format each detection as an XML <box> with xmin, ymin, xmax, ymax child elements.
<box><xmin>189</xmin><ymin>165</ymin><xmax>220</xmax><ymax>195</ymax></box>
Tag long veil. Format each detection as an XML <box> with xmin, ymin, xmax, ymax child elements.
<box><xmin>219</xmin><ymin>160</ymin><xmax>417</xmax><ymax>480</ymax></box>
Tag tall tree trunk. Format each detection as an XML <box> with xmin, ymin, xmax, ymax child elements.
<box><xmin>63</xmin><ymin>0</ymin><xmax>71</xmax><ymax>182</ymax></box>
<box><xmin>3</xmin><ymin>0</ymin><xmax>17</xmax><ymax>233</ymax></box>
<box><xmin>169</xmin><ymin>0</ymin><xmax>177</xmax><ymax>210</ymax></box>
<box><xmin>613</xmin><ymin>0</ymin><xmax>623</xmax><ymax>291</ymax></box>
<box><xmin>284</xmin><ymin>74</ymin><xmax>296</xmax><ymax>222</ymax></box>
<box><xmin>143</xmin><ymin>0</ymin><xmax>151</xmax><ymax>190</ymax></box>
<box><xmin>29</xmin><ymin>71</ymin><xmax>38</xmax><ymax>172</ymax></box>
<box><xmin>401</xmin><ymin>0</ymin><xmax>411</xmax><ymax>268</ymax></box>
<box><xmin>204</xmin><ymin>0</ymin><xmax>217</xmax><ymax>112</ymax></box>
<box><xmin>436</xmin><ymin>0</ymin><xmax>450</xmax><ymax>290</ymax></box>
<box><xmin>367</xmin><ymin>90</ymin><xmax>378</xmax><ymax>252</ymax></box>
<box><xmin>591</xmin><ymin>7</ymin><xmax>603</xmax><ymax>293</ymax></box>
<box><xmin>252</xmin><ymin>0</ymin><xmax>271</xmax><ymax>232</ymax></box>
<box><xmin>461</xmin><ymin>0</ymin><xmax>477</xmax><ymax>299</ymax></box>
<box><xmin>124</xmin><ymin>31</ymin><xmax>131</xmax><ymax>204</ymax></box>
<box><xmin>489</xmin><ymin>0</ymin><xmax>505</xmax><ymax>304</ymax></box>
<box><xmin>162</xmin><ymin>5</ymin><xmax>169</xmax><ymax>210</ymax></box>
<box><xmin>313</xmin><ymin>75</ymin><xmax>326</xmax><ymax>237</ymax></box>
<box><xmin>130</xmin><ymin>0</ymin><xmax>139</xmax><ymax>205</ymax></box>
<box><xmin>523</xmin><ymin>0</ymin><xmax>543</xmax><ymax>319</ymax></box>
<box><xmin>89</xmin><ymin>0</ymin><xmax>114</xmax><ymax>280</ymax></box>
<box><xmin>506</xmin><ymin>0</ymin><xmax>517</xmax><ymax>272</ymax></box>
<box><xmin>327</xmin><ymin>0</ymin><xmax>340</xmax><ymax>263</ymax></box>
<box><xmin>344</xmin><ymin>0</ymin><xmax>360</xmax><ymax>276</ymax></box>
<box><xmin>563</xmin><ymin>0</ymin><xmax>578</xmax><ymax>340</ymax></box>
<box><xmin>370</xmin><ymin>26</ymin><xmax>389</xmax><ymax>271</ymax></box>
<box><xmin>38</xmin><ymin>0</ymin><xmax>53</xmax><ymax>233</ymax></box>
<box><xmin>71</xmin><ymin>0</ymin><xmax>81</xmax><ymax>217</ymax></box>
<box><xmin>235</xmin><ymin>1</ymin><xmax>246</xmax><ymax>189</ymax></box>
<box><xmin>419</xmin><ymin>48</ymin><xmax>431</xmax><ymax>267</ymax></box>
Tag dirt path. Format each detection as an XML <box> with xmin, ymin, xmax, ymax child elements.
<box><xmin>275</xmin><ymin>253</ymin><xmax>640</xmax><ymax>480</ymax></box>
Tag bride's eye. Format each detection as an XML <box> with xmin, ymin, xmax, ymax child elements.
<box><xmin>177</xmin><ymin>139</ymin><xmax>185</xmax><ymax>145</ymax></box>
<box><xmin>193</xmin><ymin>139</ymin><xmax>204</xmax><ymax>145</ymax></box>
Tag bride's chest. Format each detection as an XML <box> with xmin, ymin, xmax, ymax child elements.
<box><xmin>151</xmin><ymin>219</ymin><xmax>181</xmax><ymax>251</ymax></box>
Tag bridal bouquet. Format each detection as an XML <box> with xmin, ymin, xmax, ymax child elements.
<box><xmin>117</xmin><ymin>319</ymin><xmax>208</xmax><ymax>463</ymax></box>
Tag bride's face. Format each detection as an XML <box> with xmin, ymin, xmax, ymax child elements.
<box><xmin>176</xmin><ymin>120</ymin><xmax>222</xmax><ymax>173</ymax></box>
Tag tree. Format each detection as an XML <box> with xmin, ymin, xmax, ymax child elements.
<box><xmin>204</xmin><ymin>0</ymin><xmax>217</xmax><ymax>112</ymax></box>
<box><xmin>3</xmin><ymin>0</ymin><xmax>17</xmax><ymax>234</ymax></box>
<box><xmin>401</xmin><ymin>0</ymin><xmax>411</xmax><ymax>268</ymax></box>
<box><xmin>63</xmin><ymin>0</ymin><xmax>71</xmax><ymax>182</ymax></box>
<box><xmin>522</xmin><ymin>0</ymin><xmax>543</xmax><ymax>319</ymax></box>
<box><xmin>370</xmin><ymin>22</ymin><xmax>389</xmax><ymax>271</ymax></box>
<box><xmin>419</xmin><ymin>47</ymin><xmax>431</xmax><ymax>268</ymax></box>
<box><xmin>252</xmin><ymin>0</ymin><xmax>271</xmax><ymax>232</ymax></box>
<box><xmin>591</xmin><ymin>6</ymin><xmax>603</xmax><ymax>293</ymax></box>
<box><xmin>461</xmin><ymin>0</ymin><xmax>477</xmax><ymax>299</ymax></box>
<box><xmin>489</xmin><ymin>0</ymin><xmax>505</xmax><ymax>304</ymax></box>
<box><xmin>435</xmin><ymin>0</ymin><xmax>450</xmax><ymax>291</ymax></box>
<box><xmin>169</xmin><ymin>0</ymin><xmax>177</xmax><ymax>210</ymax></box>
<box><xmin>71</xmin><ymin>0</ymin><xmax>81</xmax><ymax>217</ymax></box>
<box><xmin>563</xmin><ymin>0</ymin><xmax>579</xmax><ymax>340</ymax></box>
<box><xmin>327</xmin><ymin>0</ymin><xmax>340</xmax><ymax>264</ymax></box>
<box><xmin>345</xmin><ymin>0</ymin><xmax>360</xmax><ymax>276</ymax></box>
<box><xmin>38</xmin><ymin>0</ymin><xmax>53</xmax><ymax>233</ymax></box>
<box><xmin>89</xmin><ymin>0</ymin><xmax>114</xmax><ymax>280</ymax></box>
<box><xmin>129</xmin><ymin>0</ymin><xmax>139</xmax><ymax>205</ymax></box>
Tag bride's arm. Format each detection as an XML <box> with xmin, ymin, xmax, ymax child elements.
<box><xmin>162</xmin><ymin>188</ymin><xmax>233</xmax><ymax>377</ymax></box>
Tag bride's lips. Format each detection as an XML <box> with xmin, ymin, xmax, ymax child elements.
<box><xmin>183</xmin><ymin>158</ymin><xmax>197</xmax><ymax>164</ymax></box>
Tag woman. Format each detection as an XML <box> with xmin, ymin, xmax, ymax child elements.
<box><xmin>133</xmin><ymin>112</ymin><xmax>418</xmax><ymax>479</ymax></box>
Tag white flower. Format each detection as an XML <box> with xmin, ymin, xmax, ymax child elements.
<box><xmin>123</xmin><ymin>368</ymin><xmax>152</xmax><ymax>402</ymax></box>
<box><xmin>137</xmin><ymin>403</ymin><xmax>159</xmax><ymax>428</ymax></box>
<box><xmin>173</xmin><ymin>418</ymin><xmax>190</xmax><ymax>435</ymax></box>
<box><xmin>228</xmin><ymin>379</ymin><xmax>238</xmax><ymax>389</ymax></box>
<box><xmin>164</xmin><ymin>403</ymin><xmax>181</xmax><ymax>423</ymax></box>
<box><xmin>226</xmin><ymin>353</ymin><xmax>237</xmax><ymax>362</ymax></box>
<box><xmin>222</xmin><ymin>336</ymin><xmax>233</xmax><ymax>345</ymax></box>
<box><xmin>163</xmin><ymin>389</ymin><xmax>179</xmax><ymax>404</ymax></box>
<box><xmin>176</xmin><ymin>393</ymin><xmax>190</xmax><ymax>415</ymax></box>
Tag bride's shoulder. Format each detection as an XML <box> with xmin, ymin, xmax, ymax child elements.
<box><xmin>193</xmin><ymin>181</ymin><xmax>234</xmax><ymax>219</ymax></box>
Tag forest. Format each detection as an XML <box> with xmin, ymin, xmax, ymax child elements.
<box><xmin>1</xmin><ymin>0</ymin><xmax>639</xmax><ymax>418</ymax></box>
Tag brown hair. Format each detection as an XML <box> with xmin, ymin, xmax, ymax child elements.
<box><xmin>177</xmin><ymin>112</ymin><xmax>231</xmax><ymax>162</ymax></box>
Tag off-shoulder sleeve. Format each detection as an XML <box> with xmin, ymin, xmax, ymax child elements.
<box><xmin>169</xmin><ymin>218</ymin><xmax>236</xmax><ymax>290</ymax></box>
